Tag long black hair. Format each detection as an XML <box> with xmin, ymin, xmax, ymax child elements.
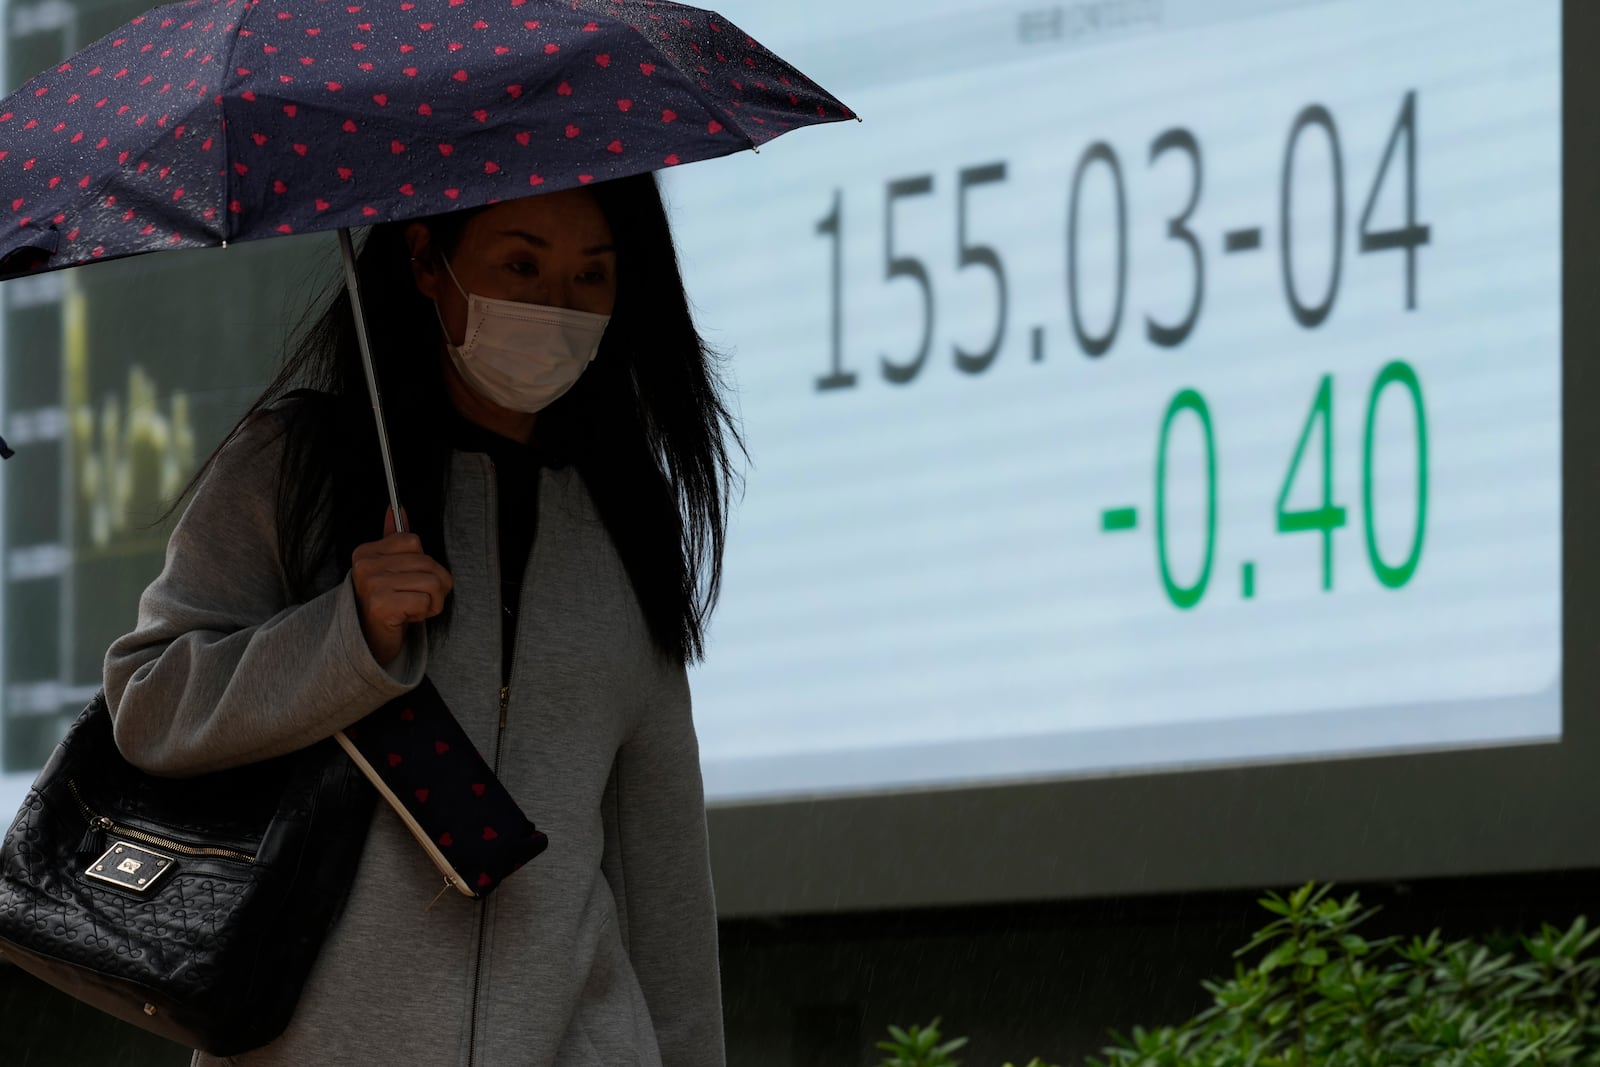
<box><xmin>188</xmin><ymin>172</ymin><xmax>742</xmax><ymax>665</ymax></box>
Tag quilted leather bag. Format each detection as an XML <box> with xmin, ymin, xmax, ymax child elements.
<box><xmin>0</xmin><ymin>680</ymin><xmax>551</xmax><ymax>1055</ymax></box>
<box><xmin>0</xmin><ymin>397</ymin><xmax>548</xmax><ymax>1053</ymax></box>
<box><xmin>0</xmin><ymin>691</ymin><xmax>377</xmax><ymax>1055</ymax></box>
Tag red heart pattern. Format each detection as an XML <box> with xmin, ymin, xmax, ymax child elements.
<box><xmin>0</xmin><ymin>0</ymin><xmax>853</xmax><ymax>280</ymax></box>
<box><xmin>342</xmin><ymin>679</ymin><xmax>547</xmax><ymax>898</ymax></box>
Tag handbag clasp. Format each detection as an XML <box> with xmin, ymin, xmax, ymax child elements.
<box><xmin>84</xmin><ymin>842</ymin><xmax>176</xmax><ymax>893</ymax></box>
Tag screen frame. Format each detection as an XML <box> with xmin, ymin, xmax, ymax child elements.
<box><xmin>705</xmin><ymin>0</ymin><xmax>1597</xmax><ymax>919</ymax></box>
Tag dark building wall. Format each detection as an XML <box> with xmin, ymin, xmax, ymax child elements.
<box><xmin>720</xmin><ymin>868</ymin><xmax>1600</xmax><ymax>1066</ymax></box>
<box><xmin>4</xmin><ymin>867</ymin><xmax>1596</xmax><ymax>1066</ymax></box>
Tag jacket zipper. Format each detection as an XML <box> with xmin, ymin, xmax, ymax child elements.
<box><xmin>466</xmin><ymin>684</ymin><xmax>511</xmax><ymax>1067</ymax></box>
<box><xmin>67</xmin><ymin>780</ymin><xmax>257</xmax><ymax>863</ymax></box>
<box><xmin>468</xmin><ymin>457</ymin><xmax>518</xmax><ymax>1067</ymax></box>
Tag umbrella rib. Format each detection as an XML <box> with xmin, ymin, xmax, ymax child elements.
<box><xmin>214</xmin><ymin>1</ymin><xmax>263</xmax><ymax>245</ymax></box>
<box><xmin>607</xmin><ymin>14</ymin><xmax>762</xmax><ymax>152</ymax></box>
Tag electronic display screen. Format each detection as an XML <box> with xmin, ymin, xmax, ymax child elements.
<box><xmin>669</xmin><ymin>0</ymin><xmax>1563</xmax><ymax>800</ymax></box>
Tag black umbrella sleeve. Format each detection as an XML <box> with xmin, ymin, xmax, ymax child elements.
<box><xmin>338</xmin><ymin>678</ymin><xmax>547</xmax><ymax>898</ymax></box>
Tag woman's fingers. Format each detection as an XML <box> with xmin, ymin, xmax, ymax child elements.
<box><xmin>365</xmin><ymin>589</ymin><xmax>443</xmax><ymax>625</ymax></box>
<box><xmin>351</xmin><ymin>549</ymin><xmax>452</xmax><ymax>582</ymax></box>
<box><xmin>351</xmin><ymin>512</ymin><xmax>453</xmax><ymax>666</ymax></box>
<box><xmin>353</xmin><ymin>531</ymin><xmax>426</xmax><ymax>560</ymax></box>
<box><xmin>358</xmin><ymin>579</ymin><xmax>445</xmax><ymax>667</ymax></box>
<box><xmin>375</xmin><ymin>566</ymin><xmax>453</xmax><ymax>613</ymax></box>
<box><xmin>353</xmin><ymin>558</ymin><xmax>453</xmax><ymax>615</ymax></box>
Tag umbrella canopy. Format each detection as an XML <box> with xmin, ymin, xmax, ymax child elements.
<box><xmin>0</xmin><ymin>2</ymin><xmax>856</xmax><ymax>896</ymax></box>
<box><xmin>0</xmin><ymin>0</ymin><xmax>854</xmax><ymax>279</ymax></box>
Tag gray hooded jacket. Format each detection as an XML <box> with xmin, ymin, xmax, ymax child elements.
<box><xmin>103</xmin><ymin>407</ymin><xmax>725</xmax><ymax>1067</ymax></box>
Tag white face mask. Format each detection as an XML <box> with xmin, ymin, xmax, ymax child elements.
<box><xmin>433</xmin><ymin>255</ymin><xmax>610</xmax><ymax>414</ymax></box>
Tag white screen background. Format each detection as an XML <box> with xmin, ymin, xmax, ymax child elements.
<box><xmin>673</xmin><ymin>0</ymin><xmax>1563</xmax><ymax>801</ymax></box>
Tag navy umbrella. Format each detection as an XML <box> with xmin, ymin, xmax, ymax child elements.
<box><xmin>0</xmin><ymin>0</ymin><xmax>852</xmax><ymax>274</ymax></box>
<box><xmin>0</xmin><ymin>0</ymin><xmax>853</xmax><ymax>502</ymax></box>
<box><xmin>0</xmin><ymin>0</ymin><xmax>854</xmax><ymax>901</ymax></box>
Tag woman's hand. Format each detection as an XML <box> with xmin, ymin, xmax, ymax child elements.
<box><xmin>352</xmin><ymin>508</ymin><xmax>453</xmax><ymax>667</ymax></box>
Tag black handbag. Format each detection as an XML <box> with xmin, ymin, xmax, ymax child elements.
<box><xmin>0</xmin><ymin>691</ymin><xmax>377</xmax><ymax>1056</ymax></box>
<box><xmin>0</xmin><ymin>397</ymin><xmax>549</xmax><ymax>1054</ymax></box>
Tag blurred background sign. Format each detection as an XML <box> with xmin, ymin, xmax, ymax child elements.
<box><xmin>0</xmin><ymin>0</ymin><xmax>333</xmax><ymax>792</ymax></box>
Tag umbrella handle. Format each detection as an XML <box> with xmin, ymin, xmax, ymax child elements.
<box><xmin>337</xmin><ymin>228</ymin><xmax>405</xmax><ymax>535</ymax></box>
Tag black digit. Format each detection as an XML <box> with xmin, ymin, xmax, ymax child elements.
<box><xmin>954</xmin><ymin>163</ymin><xmax>1010</xmax><ymax>375</ymax></box>
<box><xmin>1280</xmin><ymin>105</ymin><xmax>1345</xmax><ymax>329</ymax></box>
<box><xmin>1146</xmin><ymin>128</ymin><xmax>1205</xmax><ymax>348</ymax></box>
<box><xmin>1068</xmin><ymin>142</ymin><xmax>1128</xmax><ymax>358</ymax></box>
<box><xmin>881</xmin><ymin>176</ymin><xmax>936</xmax><ymax>385</ymax></box>
<box><xmin>1359</xmin><ymin>91</ymin><xmax>1431</xmax><ymax>310</ymax></box>
<box><xmin>815</xmin><ymin>189</ymin><xmax>855</xmax><ymax>391</ymax></box>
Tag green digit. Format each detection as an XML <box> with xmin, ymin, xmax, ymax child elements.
<box><xmin>1156</xmin><ymin>389</ymin><xmax>1216</xmax><ymax>610</ymax></box>
<box><xmin>1276</xmin><ymin>375</ymin><xmax>1349</xmax><ymax>590</ymax></box>
<box><xmin>1363</xmin><ymin>361</ymin><xmax>1428</xmax><ymax>588</ymax></box>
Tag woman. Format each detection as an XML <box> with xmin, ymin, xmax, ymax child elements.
<box><xmin>103</xmin><ymin>173</ymin><xmax>735</xmax><ymax>1066</ymax></box>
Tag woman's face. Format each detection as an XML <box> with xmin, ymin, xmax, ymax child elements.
<box><xmin>407</xmin><ymin>187</ymin><xmax>619</xmax><ymax>348</ymax></box>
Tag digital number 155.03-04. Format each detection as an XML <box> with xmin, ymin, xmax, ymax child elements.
<box><xmin>816</xmin><ymin>91</ymin><xmax>1430</xmax><ymax>391</ymax></box>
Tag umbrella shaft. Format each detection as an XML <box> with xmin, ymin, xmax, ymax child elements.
<box><xmin>338</xmin><ymin>228</ymin><xmax>405</xmax><ymax>534</ymax></box>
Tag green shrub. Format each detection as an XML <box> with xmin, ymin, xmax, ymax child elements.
<box><xmin>878</xmin><ymin>882</ymin><xmax>1600</xmax><ymax>1067</ymax></box>
<box><xmin>876</xmin><ymin>1018</ymin><xmax>969</xmax><ymax>1067</ymax></box>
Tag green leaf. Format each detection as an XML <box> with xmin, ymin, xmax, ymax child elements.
<box><xmin>1260</xmin><ymin>941</ymin><xmax>1298</xmax><ymax>974</ymax></box>
<box><xmin>1339</xmin><ymin>934</ymin><xmax>1371</xmax><ymax>956</ymax></box>
<box><xmin>1259</xmin><ymin>895</ymin><xmax>1293</xmax><ymax>917</ymax></box>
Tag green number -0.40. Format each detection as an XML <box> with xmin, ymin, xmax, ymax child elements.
<box><xmin>1154</xmin><ymin>362</ymin><xmax>1427</xmax><ymax>609</ymax></box>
